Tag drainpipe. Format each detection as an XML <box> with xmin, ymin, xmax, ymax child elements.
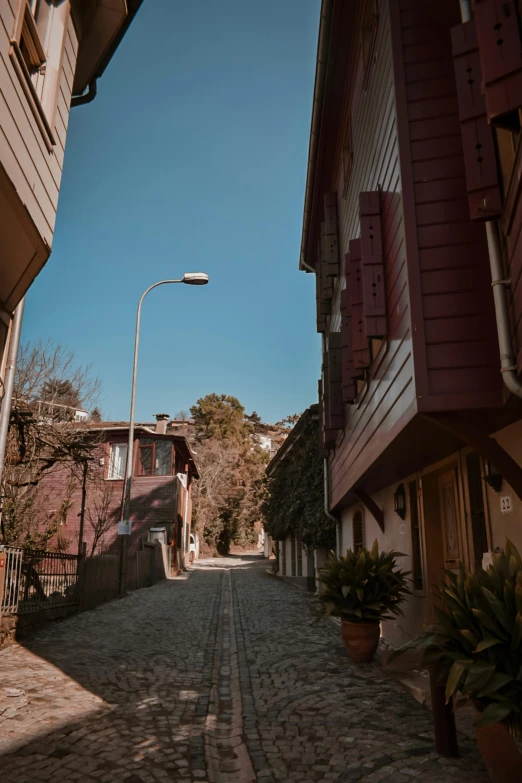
<box><xmin>323</xmin><ymin>458</ymin><xmax>341</xmax><ymax>555</ymax></box>
<box><xmin>71</xmin><ymin>79</ymin><xmax>98</xmax><ymax>108</ymax></box>
<box><xmin>459</xmin><ymin>0</ymin><xmax>522</xmax><ymax>397</ymax></box>
<box><xmin>0</xmin><ymin>297</ymin><xmax>25</xmax><ymax>533</ymax></box>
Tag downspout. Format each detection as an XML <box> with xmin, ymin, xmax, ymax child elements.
<box><xmin>0</xmin><ymin>297</ymin><xmax>26</xmax><ymax>534</ymax></box>
<box><xmin>459</xmin><ymin>0</ymin><xmax>522</xmax><ymax>397</ymax></box>
<box><xmin>323</xmin><ymin>458</ymin><xmax>341</xmax><ymax>555</ymax></box>
<box><xmin>71</xmin><ymin>79</ymin><xmax>98</xmax><ymax>108</ymax></box>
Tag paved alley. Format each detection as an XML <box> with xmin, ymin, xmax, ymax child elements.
<box><xmin>0</xmin><ymin>554</ymin><xmax>488</xmax><ymax>783</ymax></box>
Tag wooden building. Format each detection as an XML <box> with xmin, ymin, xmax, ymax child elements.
<box><xmin>39</xmin><ymin>415</ymin><xmax>199</xmax><ymax>572</ymax></box>
<box><xmin>302</xmin><ymin>0</ymin><xmax>522</xmax><ymax>644</ymax></box>
<box><xmin>0</xmin><ymin>0</ymin><xmax>143</xmax><ymax>419</ymax></box>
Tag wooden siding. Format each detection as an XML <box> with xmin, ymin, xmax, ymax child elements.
<box><xmin>398</xmin><ymin>0</ymin><xmax>501</xmax><ymax>410</ymax></box>
<box><xmin>329</xmin><ymin>0</ymin><xmax>417</xmax><ymax>508</ymax></box>
<box><xmin>0</xmin><ymin>0</ymin><xmax>77</xmax><ymax>312</ymax></box>
<box><xmin>35</xmin><ymin>435</ymin><xmax>193</xmax><ymax>556</ymax></box>
<box><xmin>502</xmin><ymin>140</ymin><xmax>522</xmax><ymax>372</ymax></box>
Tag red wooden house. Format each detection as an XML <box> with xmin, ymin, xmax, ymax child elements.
<box><xmin>302</xmin><ymin>0</ymin><xmax>522</xmax><ymax>643</ymax></box>
<box><xmin>40</xmin><ymin>415</ymin><xmax>199</xmax><ymax>573</ymax></box>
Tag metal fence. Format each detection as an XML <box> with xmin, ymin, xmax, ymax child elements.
<box><xmin>1</xmin><ymin>546</ymin><xmax>79</xmax><ymax>615</ymax></box>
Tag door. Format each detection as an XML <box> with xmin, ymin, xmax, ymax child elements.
<box><xmin>438</xmin><ymin>469</ymin><xmax>463</xmax><ymax>573</ymax></box>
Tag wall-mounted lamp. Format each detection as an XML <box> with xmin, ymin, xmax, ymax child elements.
<box><xmin>393</xmin><ymin>483</ymin><xmax>407</xmax><ymax>520</ymax></box>
<box><xmin>484</xmin><ymin>460</ymin><xmax>503</xmax><ymax>492</ymax></box>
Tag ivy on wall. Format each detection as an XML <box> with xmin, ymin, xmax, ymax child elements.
<box><xmin>262</xmin><ymin>408</ymin><xmax>337</xmax><ymax>549</ymax></box>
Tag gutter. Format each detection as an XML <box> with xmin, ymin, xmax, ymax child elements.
<box><xmin>299</xmin><ymin>0</ymin><xmax>333</xmax><ymax>273</ymax></box>
<box><xmin>459</xmin><ymin>0</ymin><xmax>522</xmax><ymax>398</ymax></box>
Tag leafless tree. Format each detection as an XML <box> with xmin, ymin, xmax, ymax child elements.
<box><xmin>0</xmin><ymin>341</ymin><xmax>101</xmax><ymax>547</ymax></box>
<box><xmin>87</xmin><ymin>479</ymin><xmax>119</xmax><ymax>555</ymax></box>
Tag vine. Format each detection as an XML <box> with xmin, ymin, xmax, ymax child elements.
<box><xmin>262</xmin><ymin>410</ymin><xmax>336</xmax><ymax>549</ymax></box>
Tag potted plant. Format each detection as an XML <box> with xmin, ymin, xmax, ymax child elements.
<box><xmin>317</xmin><ymin>540</ymin><xmax>411</xmax><ymax>663</ymax></box>
<box><xmin>398</xmin><ymin>539</ymin><xmax>522</xmax><ymax>782</ymax></box>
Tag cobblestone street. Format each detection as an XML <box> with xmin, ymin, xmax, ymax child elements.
<box><xmin>0</xmin><ymin>554</ymin><xmax>488</xmax><ymax>782</ymax></box>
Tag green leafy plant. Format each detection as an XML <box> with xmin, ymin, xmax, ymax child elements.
<box><xmin>398</xmin><ymin>539</ymin><xmax>522</xmax><ymax>736</ymax></box>
<box><xmin>318</xmin><ymin>540</ymin><xmax>411</xmax><ymax>624</ymax></box>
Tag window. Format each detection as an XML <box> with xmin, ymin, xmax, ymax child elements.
<box><xmin>138</xmin><ymin>439</ymin><xmax>173</xmax><ymax>477</ymax></box>
<box><xmin>409</xmin><ymin>481</ymin><xmax>423</xmax><ymax>590</ymax></box>
<box><xmin>10</xmin><ymin>0</ymin><xmax>64</xmax><ymax>151</ymax></box>
<box><xmin>19</xmin><ymin>1</ymin><xmax>48</xmax><ymax>74</ymax></box>
<box><xmin>108</xmin><ymin>443</ymin><xmax>127</xmax><ymax>480</ymax></box>
<box><xmin>353</xmin><ymin>509</ymin><xmax>365</xmax><ymax>552</ymax></box>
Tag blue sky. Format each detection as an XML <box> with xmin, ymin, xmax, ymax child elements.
<box><xmin>22</xmin><ymin>0</ymin><xmax>321</xmax><ymax>424</ymax></box>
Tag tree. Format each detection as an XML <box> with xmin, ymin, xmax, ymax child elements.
<box><xmin>87</xmin><ymin>480</ymin><xmax>119</xmax><ymax>555</ymax></box>
<box><xmin>15</xmin><ymin>340</ymin><xmax>99</xmax><ymax>412</ymax></box>
<box><xmin>189</xmin><ymin>393</ymin><xmax>268</xmax><ymax>554</ymax></box>
<box><xmin>190</xmin><ymin>394</ymin><xmax>247</xmax><ymax>441</ymax></box>
<box><xmin>41</xmin><ymin>378</ymin><xmax>81</xmax><ymax>408</ymax></box>
<box><xmin>90</xmin><ymin>407</ymin><xmax>102</xmax><ymax>422</ymax></box>
<box><xmin>0</xmin><ymin>341</ymin><xmax>101</xmax><ymax>547</ymax></box>
<box><xmin>275</xmin><ymin>412</ymin><xmax>302</xmax><ymax>429</ymax></box>
<box><xmin>173</xmin><ymin>410</ymin><xmax>191</xmax><ymax>421</ymax></box>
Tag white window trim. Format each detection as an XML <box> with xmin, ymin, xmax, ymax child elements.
<box><xmin>107</xmin><ymin>443</ymin><xmax>127</xmax><ymax>481</ymax></box>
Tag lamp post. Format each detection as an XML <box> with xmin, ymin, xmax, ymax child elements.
<box><xmin>118</xmin><ymin>273</ymin><xmax>209</xmax><ymax>596</ymax></box>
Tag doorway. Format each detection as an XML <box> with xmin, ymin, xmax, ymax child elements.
<box><xmin>421</xmin><ymin>459</ymin><xmax>466</xmax><ymax>620</ymax></box>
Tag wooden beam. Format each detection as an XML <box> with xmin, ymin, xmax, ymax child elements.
<box><xmin>424</xmin><ymin>414</ymin><xmax>522</xmax><ymax>502</ymax></box>
<box><xmin>353</xmin><ymin>489</ymin><xmax>384</xmax><ymax>533</ymax></box>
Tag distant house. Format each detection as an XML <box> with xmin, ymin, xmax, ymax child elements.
<box><xmin>39</xmin><ymin>414</ymin><xmax>199</xmax><ymax>573</ymax></box>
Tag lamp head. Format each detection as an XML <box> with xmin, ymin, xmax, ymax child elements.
<box><xmin>182</xmin><ymin>272</ymin><xmax>209</xmax><ymax>285</ymax></box>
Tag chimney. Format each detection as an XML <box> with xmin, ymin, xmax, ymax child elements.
<box><xmin>154</xmin><ymin>413</ymin><xmax>169</xmax><ymax>434</ymax></box>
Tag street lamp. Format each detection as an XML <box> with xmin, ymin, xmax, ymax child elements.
<box><xmin>118</xmin><ymin>273</ymin><xmax>209</xmax><ymax>595</ymax></box>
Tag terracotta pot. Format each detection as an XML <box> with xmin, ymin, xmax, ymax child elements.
<box><xmin>475</xmin><ymin>721</ymin><xmax>522</xmax><ymax>783</ymax></box>
<box><xmin>341</xmin><ymin>620</ymin><xmax>380</xmax><ymax>663</ymax></box>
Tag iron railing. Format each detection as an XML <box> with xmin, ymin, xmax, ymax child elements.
<box><xmin>1</xmin><ymin>546</ymin><xmax>79</xmax><ymax>614</ymax></box>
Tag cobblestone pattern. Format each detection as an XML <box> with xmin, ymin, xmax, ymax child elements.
<box><xmin>230</xmin><ymin>558</ymin><xmax>488</xmax><ymax>783</ymax></box>
<box><xmin>0</xmin><ymin>568</ymin><xmax>222</xmax><ymax>782</ymax></box>
<box><xmin>0</xmin><ymin>554</ymin><xmax>488</xmax><ymax>782</ymax></box>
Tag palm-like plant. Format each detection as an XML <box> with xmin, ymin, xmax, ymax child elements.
<box><xmin>318</xmin><ymin>540</ymin><xmax>411</xmax><ymax>623</ymax></box>
<box><xmin>402</xmin><ymin>539</ymin><xmax>522</xmax><ymax>736</ymax></box>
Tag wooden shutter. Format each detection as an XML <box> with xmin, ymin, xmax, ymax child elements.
<box><xmin>316</xmin><ymin>236</ymin><xmax>333</xmax><ymax>333</ymax></box>
<box><xmin>451</xmin><ymin>18</ymin><xmax>502</xmax><ymax>220</ymax></box>
<box><xmin>340</xmin><ymin>269</ymin><xmax>356</xmax><ymax>403</ymax></box>
<box><xmin>347</xmin><ymin>239</ymin><xmax>371</xmax><ymax>377</ymax></box>
<box><xmin>327</xmin><ymin>332</ymin><xmax>344</xmax><ymax>431</ymax></box>
<box><xmin>474</xmin><ymin>0</ymin><xmax>522</xmax><ymax>123</ymax></box>
<box><xmin>323</xmin><ymin>193</ymin><xmax>340</xmax><ymax>277</ymax></box>
<box><xmin>359</xmin><ymin>191</ymin><xmax>387</xmax><ymax>336</ymax></box>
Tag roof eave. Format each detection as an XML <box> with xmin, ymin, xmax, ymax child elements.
<box><xmin>299</xmin><ymin>0</ymin><xmax>334</xmax><ymax>273</ymax></box>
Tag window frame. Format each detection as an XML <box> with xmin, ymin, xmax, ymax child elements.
<box><xmin>10</xmin><ymin>0</ymin><xmax>62</xmax><ymax>152</ymax></box>
<box><xmin>107</xmin><ymin>442</ymin><xmax>127</xmax><ymax>481</ymax></box>
<box><xmin>136</xmin><ymin>438</ymin><xmax>175</xmax><ymax>478</ymax></box>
